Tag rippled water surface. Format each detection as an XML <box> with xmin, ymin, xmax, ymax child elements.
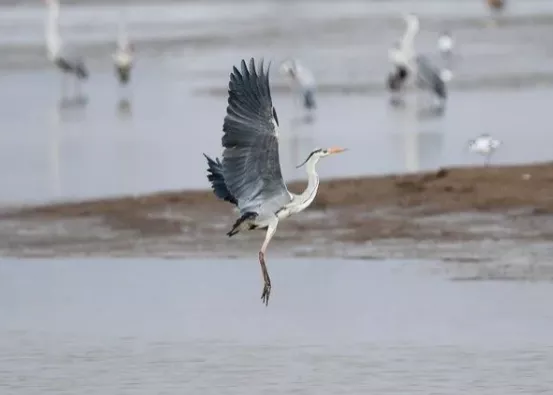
<box><xmin>0</xmin><ymin>0</ymin><xmax>552</xmax><ymax>205</ymax></box>
<box><xmin>1</xmin><ymin>258</ymin><xmax>553</xmax><ymax>393</ymax></box>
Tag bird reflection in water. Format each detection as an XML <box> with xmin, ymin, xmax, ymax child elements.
<box><xmin>390</xmin><ymin>103</ymin><xmax>445</xmax><ymax>173</ymax></box>
<box><xmin>55</xmin><ymin>94</ymin><xmax>88</xmax><ymax>124</ymax></box>
<box><xmin>116</xmin><ymin>98</ymin><xmax>133</xmax><ymax>118</ymax></box>
<box><xmin>47</xmin><ymin>108</ymin><xmax>64</xmax><ymax>199</ymax></box>
<box><xmin>58</xmin><ymin>95</ymin><xmax>88</xmax><ymax>110</ymax></box>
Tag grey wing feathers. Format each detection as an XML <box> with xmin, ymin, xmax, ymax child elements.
<box><xmin>203</xmin><ymin>154</ymin><xmax>238</xmax><ymax>206</ymax></box>
<box><xmin>415</xmin><ymin>55</ymin><xmax>446</xmax><ymax>99</ymax></box>
<box><xmin>221</xmin><ymin>58</ymin><xmax>291</xmax><ymax>215</ymax></box>
<box><xmin>55</xmin><ymin>55</ymin><xmax>88</xmax><ymax>79</ymax></box>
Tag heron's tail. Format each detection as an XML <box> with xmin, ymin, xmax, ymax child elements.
<box><xmin>303</xmin><ymin>89</ymin><xmax>316</xmax><ymax>110</ymax></box>
<box><xmin>435</xmin><ymin>81</ymin><xmax>447</xmax><ymax>100</ymax></box>
<box><xmin>203</xmin><ymin>154</ymin><xmax>238</xmax><ymax>206</ymax></box>
<box><xmin>227</xmin><ymin>212</ymin><xmax>258</xmax><ymax>237</ymax></box>
<box><xmin>75</xmin><ymin>61</ymin><xmax>89</xmax><ymax>80</ymax></box>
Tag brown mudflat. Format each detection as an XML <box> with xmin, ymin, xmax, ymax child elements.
<box><xmin>1</xmin><ymin>162</ymin><xmax>553</xmax><ymax>280</ymax></box>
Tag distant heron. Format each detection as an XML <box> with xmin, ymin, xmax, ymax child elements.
<box><xmin>204</xmin><ymin>58</ymin><xmax>346</xmax><ymax>306</ymax></box>
<box><xmin>113</xmin><ymin>13</ymin><xmax>134</xmax><ymax>86</ymax></box>
<box><xmin>387</xmin><ymin>14</ymin><xmax>447</xmax><ymax>108</ymax></box>
<box><xmin>43</xmin><ymin>0</ymin><xmax>88</xmax><ymax>100</ymax></box>
<box><xmin>387</xmin><ymin>13</ymin><xmax>419</xmax><ymax>97</ymax></box>
<box><xmin>389</xmin><ymin>13</ymin><xmax>420</xmax><ymax>68</ymax></box>
<box><xmin>468</xmin><ymin>134</ymin><xmax>501</xmax><ymax>166</ymax></box>
<box><xmin>279</xmin><ymin>58</ymin><xmax>317</xmax><ymax>110</ymax></box>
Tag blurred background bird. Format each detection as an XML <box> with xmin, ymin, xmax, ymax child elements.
<box><xmin>113</xmin><ymin>12</ymin><xmax>134</xmax><ymax>86</ymax></box>
<box><xmin>43</xmin><ymin>0</ymin><xmax>88</xmax><ymax>102</ymax></box>
<box><xmin>487</xmin><ymin>0</ymin><xmax>506</xmax><ymax>13</ymax></box>
<box><xmin>468</xmin><ymin>134</ymin><xmax>502</xmax><ymax>166</ymax></box>
<box><xmin>279</xmin><ymin>58</ymin><xmax>317</xmax><ymax>111</ymax></box>
<box><xmin>437</xmin><ymin>30</ymin><xmax>454</xmax><ymax>82</ymax></box>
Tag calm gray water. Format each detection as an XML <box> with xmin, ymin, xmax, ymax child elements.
<box><xmin>1</xmin><ymin>258</ymin><xmax>553</xmax><ymax>393</ymax></box>
<box><xmin>1</xmin><ymin>0</ymin><xmax>553</xmax><ymax>205</ymax></box>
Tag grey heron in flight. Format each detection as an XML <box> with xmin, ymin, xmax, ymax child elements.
<box><xmin>204</xmin><ymin>58</ymin><xmax>346</xmax><ymax>306</ymax></box>
<box><xmin>43</xmin><ymin>0</ymin><xmax>88</xmax><ymax>101</ymax></box>
<box><xmin>113</xmin><ymin>13</ymin><xmax>134</xmax><ymax>86</ymax></box>
<box><xmin>387</xmin><ymin>14</ymin><xmax>447</xmax><ymax>107</ymax></box>
<box><xmin>279</xmin><ymin>58</ymin><xmax>317</xmax><ymax>110</ymax></box>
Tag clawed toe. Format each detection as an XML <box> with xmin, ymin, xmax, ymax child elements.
<box><xmin>261</xmin><ymin>282</ymin><xmax>271</xmax><ymax>306</ymax></box>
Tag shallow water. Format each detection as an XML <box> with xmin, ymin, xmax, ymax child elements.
<box><xmin>1</xmin><ymin>0</ymin><xmax>553</xmax><ymax>204</ymax></box>
<box><xmin>1</xmin><ymin>258</ymin><xmax>552</xmax><ymax>393</ymax></box>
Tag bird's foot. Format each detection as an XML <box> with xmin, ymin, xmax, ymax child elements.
<box><xmin>258</xmin><ymin>251</ymin><xmax>272</xmax><ymax>306</ymax></box>
<box><xmin>261</xmin><ymin>280</ymin><xmax>271</xmax><ymax>306</ymax></box>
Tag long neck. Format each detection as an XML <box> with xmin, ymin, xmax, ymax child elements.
<box><xmin>46</xmin><ymin>1</ymin><xmax>61</xmax><ymax>58</ymax></box>
<box><xmin>295</xmin><ymin>158</ymin><xmax>320</xmax><ymax>211</ymax></box>
<box><xmin>117</xmin><ymin>12</ymin><xmax>129</xmax><ymax>49</ymax></box>
<box><xmin>400</xmin><ymin>20</ymin><xmax>418</xmax><ymax>57</ymax></box>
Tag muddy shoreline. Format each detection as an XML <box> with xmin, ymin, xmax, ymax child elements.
<box><xmin>1</xmin><ymin>162</ymin><xmax>553</xmax><ymax>280</ymax></box>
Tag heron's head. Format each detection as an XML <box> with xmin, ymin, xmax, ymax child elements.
<box><xmin>279</xmin><ymin>59</ymin><xmax>297</xmax><ymax>77</ymax></box>
<box><xmin>403</xmin><ymin>13</ymin><xmax>420</xmax><ymax>31</ymax></box>
<box><xmin>296</xmin><ymin>147</ymin><xmax>347</xmax><ymax>168</ymax></box>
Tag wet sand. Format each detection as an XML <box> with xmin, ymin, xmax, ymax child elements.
<box><xmin>2</xmin><ymin>161</ymin><xmax>553</xmax><ymax>280</ymax></box>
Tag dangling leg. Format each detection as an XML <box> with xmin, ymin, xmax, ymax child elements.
<box><xmin>259</xmin><ymin>218</ymin><xmax>278</xmax><ymax>306</ymax></box>
<box><xmin>485</xmin><ymin>151</ymin><xmax>493</xmax><ymax>167</ymax></box>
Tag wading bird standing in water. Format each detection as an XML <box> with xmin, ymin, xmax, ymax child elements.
<box><xmin>204</xmin><ymin>58</ymin><xmax>346</xmax><ymax>306</ymax></box>
<box><xmin>279</xmin><ymin>58</ymin><xmax>317</xmax><ymax>111</ymax></box>
<box><xmin>468</xmin><ymin>134</ymin><xmax>501</xmax><ymax>166</ymax></box>
<box><xmin>387</xmin><ymin>13</ymin><xmax>420</xmax><ymax>100</ymax></box>
<box><xmin>113</xmin><ymin>14</ymin><xmax>134</xmax><ymax>86</ymax></box>
<box><xmin>387</xmin><ymin>14</ymin><xmax>447</xmax><ymax>109</ymax></box>
<box><xmin>43</xmin><ymin>0</ymin><xmax>88</xmax><ymax>101</ymax></box>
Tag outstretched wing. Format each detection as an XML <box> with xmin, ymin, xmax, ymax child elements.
<box><xmin>203</xmin><ymin>154</ymin><xmax>238</xmax><ymax>206</ymax></box>
<box><xmin>415</xmin><ymin>55</ymin><xmax>446</xmax><ymax>99</ymax></box>
<box><xmin>221</xmin><ymin>58</ymin><xmax>292</xmax><ymax>215</ymax></box>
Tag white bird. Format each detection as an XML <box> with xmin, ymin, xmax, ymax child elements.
<box><xmin>438</xmin><ymin>31</ymin><xmax>454</xmax><ymax>56</ymax></box>
<box><xmin>204</xmin><ymin>58</ymin><xmax>346</xmax><ymax>306</ymax></box>
<box><xmin>437</xmin><ymin>31</ymin><xmax>454</xmax><ymax>82</ymax></box>
<box><xmin>113</xmin><ymin>13</ymin><xmax>134</xmax><ymax>86</ymax></box>
<box><xmin>468</xmin><ymin>134</ymin><xmax>501</xmax><ymax>166</ymax></box>
<box><xmin>388</xmin><ymin>13</ymin><xmax>420</xmax><ymax>69</ymax></box>
<box><xmin>43</xmin><ymin>0</ymin><xmax>88</xmax><ymax>100</ymax></box>
<box><xmin>387</xmin><ymin>13</ymin><xmax>418</xmax><ymax>101</ymax></box>
<box><xmin>279</xmin><ymin>58</ymin><xmax>317</xmax><ymax>110</ymax></box>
